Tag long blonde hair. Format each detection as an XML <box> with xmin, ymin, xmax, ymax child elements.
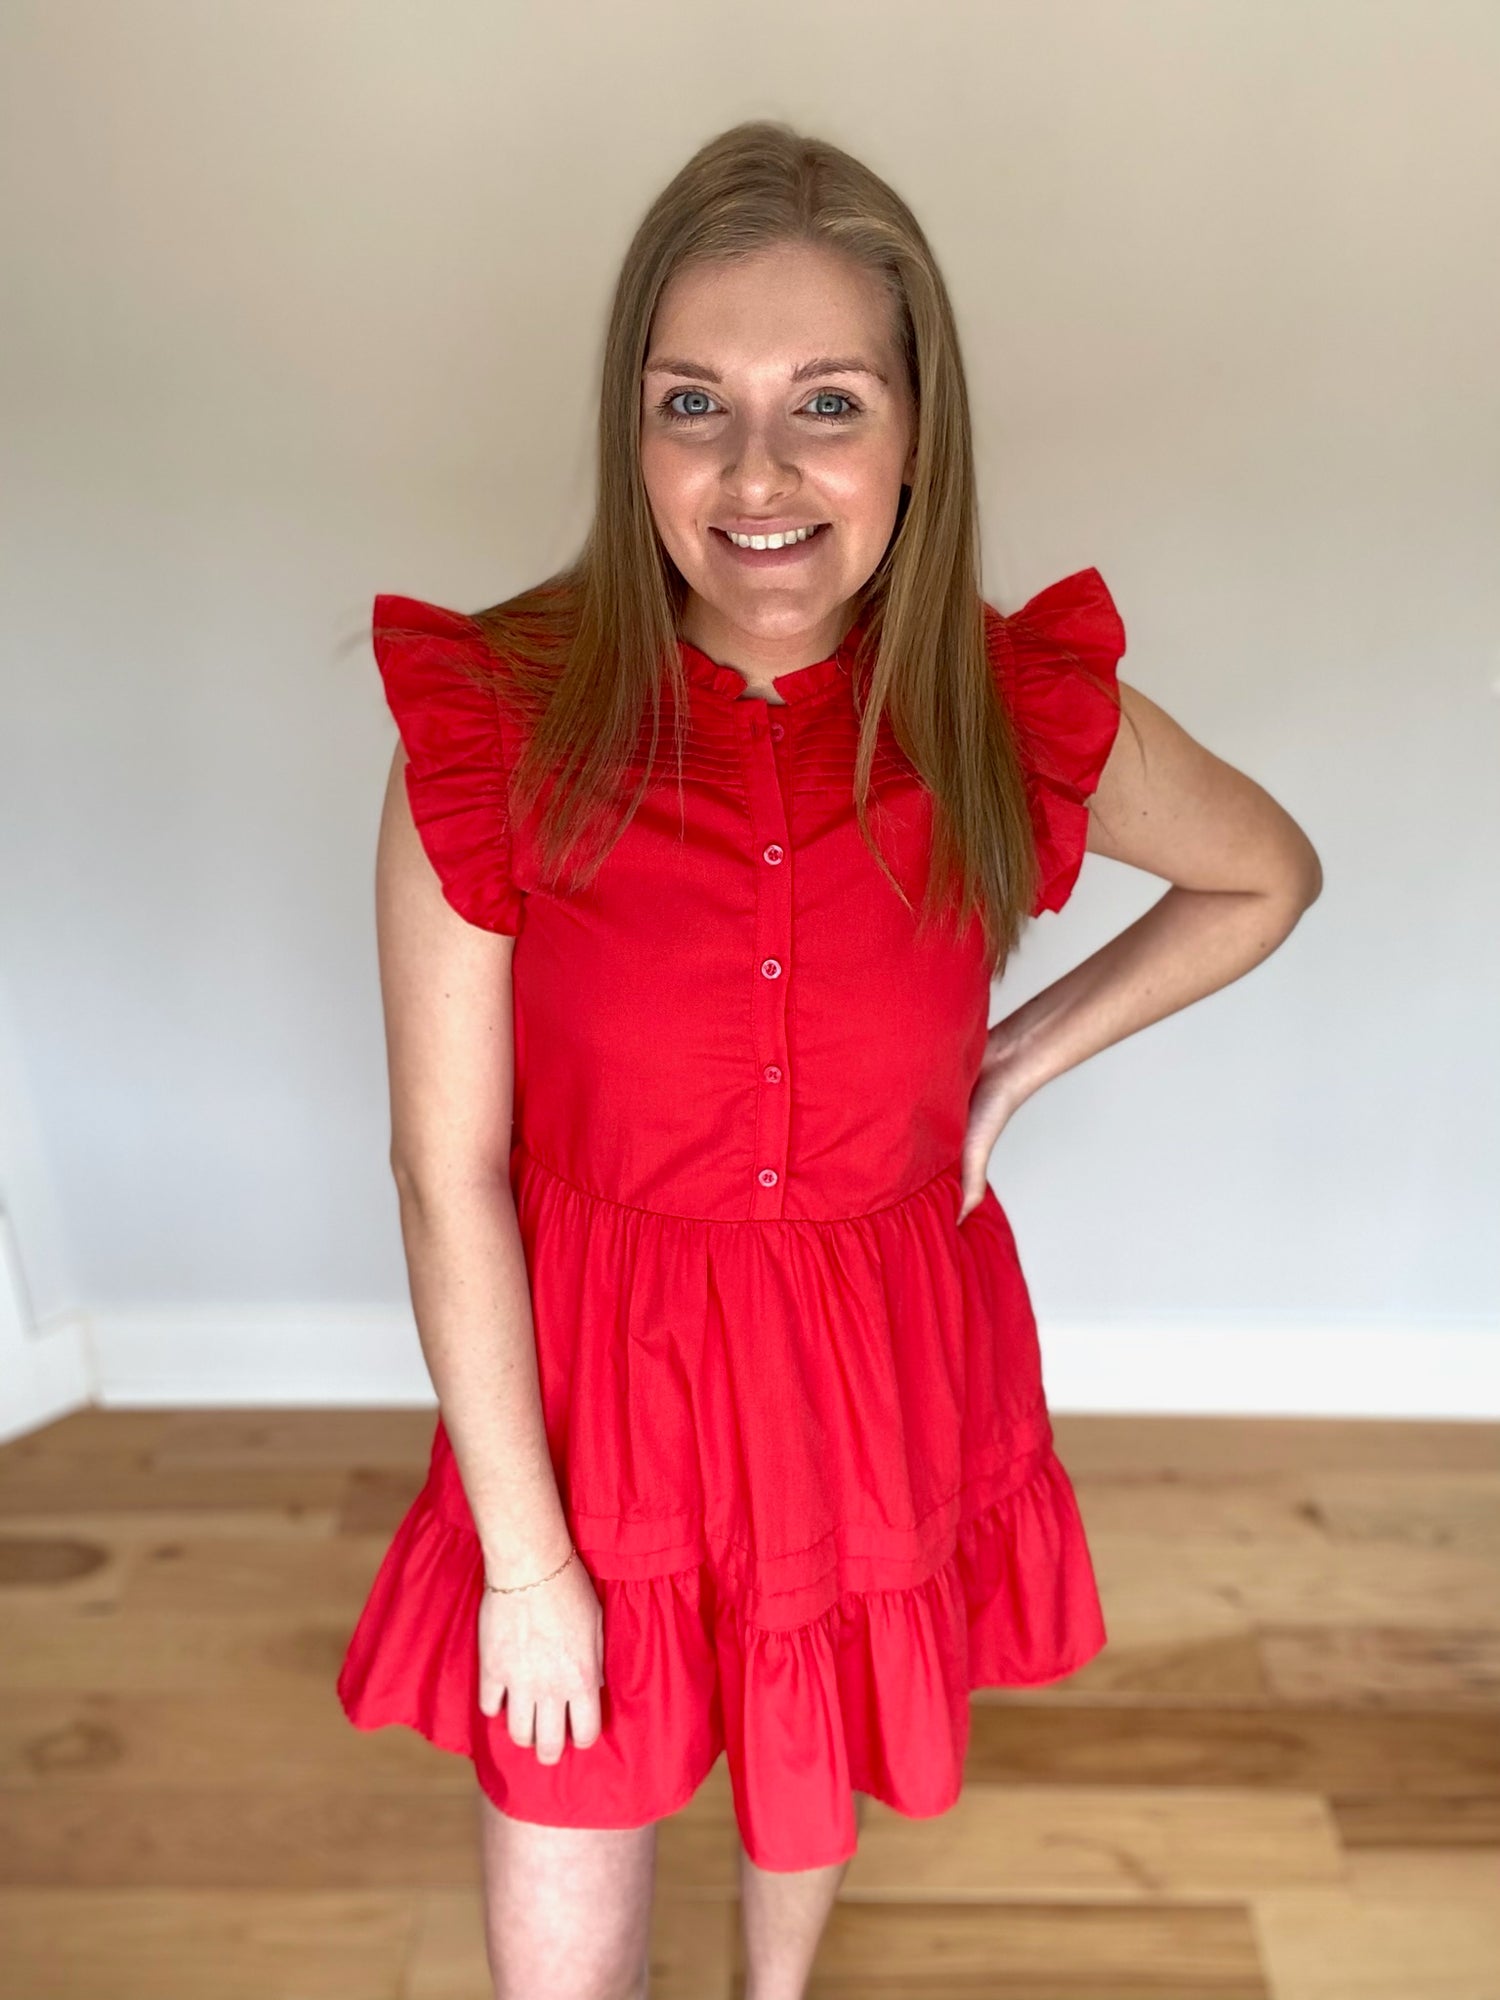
<box><xmin>443</xmin><ymin>118</ymin><xmax>1101</xmax><ymax>974</ymax></box>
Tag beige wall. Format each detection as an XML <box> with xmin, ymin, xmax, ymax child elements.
<box><xmin>1</xmin><ymin>1</ymin><xmax>1496</xmax><ymax>1423</ymax></box>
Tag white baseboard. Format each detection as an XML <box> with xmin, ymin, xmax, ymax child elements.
<box><xmin>89</xmin><ymin>1304</ymin><xmax>439</xmax><ymax>1408</ymax></box>
<box><xmin>45</xmin><ymin>1303</ymin><xmax>1498</xmax><ymax>1423</ymax></box>
<box><xmin>0</xmin><ymin>1308</ymin><xmax>96</xmax><ymax>1445</ymax></box>
<box><xmin>1039</xmin><ymin>1316</ymin><xmax>1500</xmax><ymax>1421</ymax></box>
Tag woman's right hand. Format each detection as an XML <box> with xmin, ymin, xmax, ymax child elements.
<box><xmin>476</xmin><ymin>1548</ymin><xmax>606</xmax><ymax>1763</ymax></box>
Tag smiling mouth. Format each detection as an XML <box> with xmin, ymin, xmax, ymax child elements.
<box><xmin>712</xmin><ymin>522</ymin><xmax>830</xmax><ymax>551</ymax></box>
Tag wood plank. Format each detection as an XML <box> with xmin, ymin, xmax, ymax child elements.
<box><xmin>972</xmin><ymin>1631</ymin><xmax>1269</xmax><ymax>1701</ymax></box>
<box><xmin>0</xmin><ymin>1506</ymin><xmax>341</xmax><ymax>1549</ymax></box>
<box><xmin>1301</xmin><ymin>1469</ymin><xmax>1500</xmax><ymax>1564</ymax></box>
<box><xmin>116</xmin><ymin>1531</ymin><xmax>405</xmax><ymax>1617</ymax></box>
<box><xmin>1331</xmin><ymin>1794</ymin><xmax>1500</xmax><ymax>1848</ymax></box>
<box><xmin>0</xmin><ymin>1889</ymin><xmax>416</xmax><ymax>1999</ymax></box>
<box><xmin>654</xmin><ymin>1759</ymin><xmax>743</xmax><ymax>1891</ymax></box>
<box><xmin>8</xmin><ymin>1406</ymin><xmax>434</xmax><ymax>1468</ymax></box>
<box><xmin>0</xmin><ymin>1690</ymin><xmax>471</xmax><ymax>1790</ymax></box>
<box><xmin>1060</xmin><ymin>1473</ymin><xmax>1347</xmax><ymax>1543</ymax></box>
<box><xmin>0</xmin><ymin>1606</ymin><xmax>356</xmax><ymax>1694</ymax></box>
<box><xmin>1065</xmin><ymin>1468</ymin><xmax>1500</xmax><ymax>1562</ymax></box>
<box><xmin>1258</xmin><ymin>1624</ymin><xmax>1500</xmax><ymax>1707</ymax></box>
<box><xmin>842</xmin><ymin>1786</ymin><xmax>1344</xmax><ymax>1899</ymax></box>
<box><xmin>340</xmin><ymin>1465</ymin><xmax>435</xmax><ymax>1534</ymax></box>
<box><xmin>0</xmin><ymin>1786</ymin><xmax>481</xmax><ymax>1890</ymax></box>
<box><xmin>1087</xmin><ymin>1527</ymin><xmax>1500</xmax><ymax>1626</ymax></box>
<box><xmin>0</xmin><ymin>1462</ymin><xmax>355</xmax><ymax>1516</ymax></box>
<box><xmin>795</xmin><ymin>1898</ymin><xmax>1266</xmax><ymax>1997</ymax></box>
<box><xmin>145</xmin><ymin>1409</ymin><xmax>436</xmax><ymax>1470</ymax></box>
<box><xmin>1253</xmin><ymin>1871</ymin><xmax>1500</xmax><ymax>1999</ymax></box>
<box><xmin>1341</xmin><ymin>1845</ymin><xmax>1500</xmax><ymax>1900</ymax></box>
<box><xmin>964</xmin><ymin>1703</ymin><xmax>1500</xmax><ymax>1795</ymax></box>
<box><xmin>1054</xmin><ymin>1415</ymin><xmax>1500</xmax><ymax>1478</ymax></box>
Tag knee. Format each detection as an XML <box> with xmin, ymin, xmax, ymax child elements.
<box><xmin>492</xmin><ymin>1963</ymin><xmax>647</xmax><ymax>2000</ymax></box>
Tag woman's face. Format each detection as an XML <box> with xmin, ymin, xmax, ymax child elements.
<box><xmin>640</xmin><ymin>239</ymin><xmax>918</xmax><ymax>673</ymax></box>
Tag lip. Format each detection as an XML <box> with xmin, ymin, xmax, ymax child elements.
<box><xmin>710</xmin><ymin>521</ymin><xmax>831</xmax><ymax>567</ymax></box>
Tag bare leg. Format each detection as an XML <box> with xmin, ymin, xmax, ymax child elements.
<box><xmin>476</xmin><ymin>1787</ymin><xmax>658</xmax><ymax>2000</ymax></box>
<box><xmin>738</xmin><ymin>1790</ymin><xmax>867</xmax><ymax>2000</ymax></box>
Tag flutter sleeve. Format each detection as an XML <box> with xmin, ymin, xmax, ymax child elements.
<box><xmin>984</xmin><ymin>566</ymin><xmax>1128</xmax><ymax>916</ymax></box>
<box><xmin>371</xmin><ymin>592</ymin><xmax>523</xmax><ymax>936</ymax></box>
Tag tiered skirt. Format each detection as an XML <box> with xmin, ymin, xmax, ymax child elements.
<box><xmin>337</xmin><ymin>1149</ymin><xmax>1107</xmax><ymax>1870</ymax></box>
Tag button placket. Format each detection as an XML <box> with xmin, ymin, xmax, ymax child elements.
<box><xmin>738</xmin><ymin>706</ymin><xmax>794</xmax><ymax>1218</ymax></box>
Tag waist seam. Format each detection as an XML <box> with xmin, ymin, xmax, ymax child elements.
<box><xmin>512</xmin><ymin>1144</ymin><xmax>964</xmax><ymax>1228</ymax></box>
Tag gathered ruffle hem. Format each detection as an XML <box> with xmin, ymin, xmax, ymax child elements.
<box><xmin>336</xmin><ymin>1148</ymin><xmax>1109</xmax><ymax>1871</ymax></box>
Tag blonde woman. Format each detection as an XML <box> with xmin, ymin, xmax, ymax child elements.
<box><xmin>339</xmin><ymin>120</ymin><xmax>1321</xmax><ymax>2000</ymax></box>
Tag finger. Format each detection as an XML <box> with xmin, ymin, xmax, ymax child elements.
<box><xmin>506</xmin><ymin>1691</ymin><xmax>535</xmax><ymax>1750</ymax></box>
<box><xmin>568</xmin><ymin>1687</ymin><xmax>603</xmax><ymax>1750</ymax></box>
<box><xmin>476</xmin><ymin>1673</ymin><xmax>504</xmax><ymax>1719</ymax></box>
<box><xmin>532</xmin><ymin>1695</ymin><xmax>567</xmax><ymax>1766</ymax></box>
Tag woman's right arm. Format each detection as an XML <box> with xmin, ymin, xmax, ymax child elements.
<box><xmin>374</xmin><ymin>744</ymin><xmax>603</xmax><ymax>1762</ymax></box>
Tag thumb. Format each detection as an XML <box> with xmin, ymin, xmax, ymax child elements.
<box><xmin>955</xmin><ymin>1162</ymin><xmax>987</xmax><ymax>1226</ymax></box>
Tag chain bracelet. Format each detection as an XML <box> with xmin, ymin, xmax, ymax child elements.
<box><xmin>483</xmin><ymin>1543</ymin><xmax>578</xmax><ymax>1594</ymax></box>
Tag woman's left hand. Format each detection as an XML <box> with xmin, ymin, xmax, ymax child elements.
<box><xmin>956</xmin><ymin>1040</ymin><xmax>1030</xmax><ymax>1225</ymax></box>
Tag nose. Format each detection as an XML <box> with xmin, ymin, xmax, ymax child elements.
<box><xmin>720</xmin><ymin>411</ymin><xmax>801</xmax><ymax>505</ymax></box>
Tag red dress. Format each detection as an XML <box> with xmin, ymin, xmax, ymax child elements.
<box><xmin>337</xmin><ymin>566</ymin><xmax>1125</xmax><ymax>1871</ymax></box>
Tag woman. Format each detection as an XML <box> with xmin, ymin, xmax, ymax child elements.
<box><xmin>338</xmin><ymin>120</ymin><xmax>1321</xmax><ymax>2000</ymax></box>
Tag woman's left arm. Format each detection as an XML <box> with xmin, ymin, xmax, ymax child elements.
<box><xmin>958</xmin><ymin>680</ymin><xmax>1324</xmax><ymax>1221</ymax></box>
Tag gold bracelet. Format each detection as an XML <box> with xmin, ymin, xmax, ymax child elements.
<box><xmin>483</xmin><ymin>1543</ymin><xmax>578</xmax><ymax>1594</ymax></box>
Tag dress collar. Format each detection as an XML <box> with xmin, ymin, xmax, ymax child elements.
<box><xmin>677</xmin><ymin>612</ymin><xmax>867</xmax><ymax>708</ymax></box>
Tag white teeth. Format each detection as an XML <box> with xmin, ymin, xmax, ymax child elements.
<box><xmin>723</xmin><ymin>524</ymin><xmax>823</xmax><ymax>550</ymax></box>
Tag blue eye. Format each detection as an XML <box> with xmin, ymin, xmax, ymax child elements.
<box><xmin>654</xmin><ymin>387</ymin><xmax>862</xmax><ymax>425</ymax></box>
<box><xmin>663</xmin><ymin>388</ymin><xmax>717</xmax><ymax>421</ymax></box>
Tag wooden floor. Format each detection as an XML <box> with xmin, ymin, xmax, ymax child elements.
<box><xmin>1</xmin><ymin>1407</ymin><xmax>1497</xmax><ymax>1999</ymax></box>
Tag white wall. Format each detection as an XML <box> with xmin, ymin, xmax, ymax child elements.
<box><xmin>1</xmin><ymin>0</ymin><xmax>1496</xmax><ymax>1432</ymax></box>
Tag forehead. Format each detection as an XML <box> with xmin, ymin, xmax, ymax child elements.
<box><xmin>647</xmin><ymin>242</ymin><xmax>899</xmax><ymax>372</ymax></box>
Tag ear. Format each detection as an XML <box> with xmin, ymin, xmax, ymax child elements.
<box><xmin>902</xmin><ymin>434</ymin><xmax>918</xmax><ymax>483</ymax></box>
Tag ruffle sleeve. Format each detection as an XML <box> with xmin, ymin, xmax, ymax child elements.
<box><xmin>984</xmin><ymin>566</ymin><xmax>1127</xmax><ymax>916</ymax></box>
<box><xmin>371</xmin><ymin>593</ymin><xmax>523</xmax><ymax>936</ymax></box>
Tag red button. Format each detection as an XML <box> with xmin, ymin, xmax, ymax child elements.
<box><xmin>769</xmin><ymin>720</ymin><xmax>785</xmax><ymax>741</ymax></box>
<box><xmin>760</xmin><ymin>957</ymin><xmax>782</xmax><ymax>979</ymax></box>
<box><xmin>762</xmin><ymin>1063</ymin><xmax>783</xmax><ymax>1083</ymax></box>
<box><xmin>762</xmin><ymin>843</ymin><xmax>784</xmax><ymax>865</ymax></box>
<box><xmin>757</xmin><ymin>1167</ymin><xmax>779</xmax><ymax>1187</ymax></box>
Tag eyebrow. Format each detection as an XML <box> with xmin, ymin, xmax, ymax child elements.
<box><xmin>643</xmin><ymin>354</ymin><xmax>889</xmax><ymax>387</ymax></box>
